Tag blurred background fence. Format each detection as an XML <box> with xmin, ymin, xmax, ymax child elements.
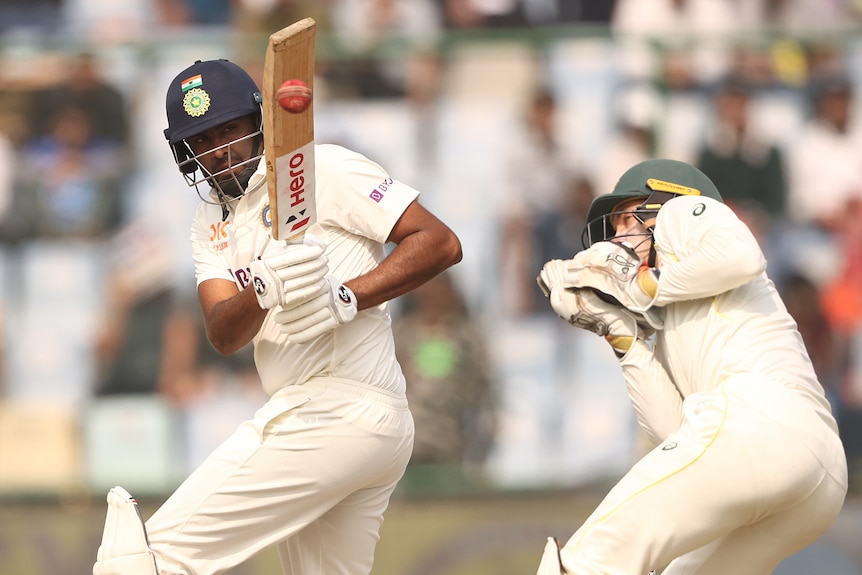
<box><xmin>2</xmin><ymin>1</ymin><xmax>862</xmax><ymax>573</ymax></box>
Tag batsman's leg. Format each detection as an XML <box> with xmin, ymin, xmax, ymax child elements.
<box><xmin>93</xmin><ymin>486</ymin><xmax>159</xmax><ymax>575</ymax></box>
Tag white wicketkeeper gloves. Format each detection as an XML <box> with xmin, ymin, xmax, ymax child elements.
<box><xmin>539</xmin><ymin>259</ymin><xmax>642</xmax><ymax>358</ymax></box>
<box><xmin>562</xmin><ymin>241</ymin><xmax>658</xmax><ymax>315</ymax></box>
<box><xmin>250</xmin><ymin>234</ymin><xmax>328</xmax><ymax>310</ymax></box>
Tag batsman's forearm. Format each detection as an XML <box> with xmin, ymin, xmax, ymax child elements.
<box><xmin>349</xmin><ymin>228</ymin><xmax>462</xmax><ymax>310</ymax></box>
<box><xmin>203</xmin><ymin>286</ymin><xmax>267</xmax><ymax>355</ymax></box>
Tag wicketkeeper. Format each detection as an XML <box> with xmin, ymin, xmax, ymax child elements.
<box><xmin>536</xmin><ymin>159</ymin><xmax>847</xmax><ymax>574</ymax></box>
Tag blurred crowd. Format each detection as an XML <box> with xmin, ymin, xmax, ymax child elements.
<box><xmin>1</xmin><ymin>0</ymin><xmax>862</xmax><ymax>495</ymax></box>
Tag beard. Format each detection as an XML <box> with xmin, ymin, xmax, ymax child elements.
<box><xmin>209</xmin><ymin>157</ymin><xmax>261</xmax><ymax>199</ymax></box>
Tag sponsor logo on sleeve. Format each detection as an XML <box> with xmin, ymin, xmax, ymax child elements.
<box><xmin>369</xmin><ymin>177</ymin><xmax>393</xmax><ymax>202</ymax></box>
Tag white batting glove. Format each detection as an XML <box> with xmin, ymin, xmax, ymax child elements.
<box><xmin>539</xmin><ymin>260</ymin><xmax>644</xmax><ymax>358</ymax></box>
<box><xmin>272</xmin><ymin>275</ymin><xmax>358</xmax><ymax>343</ymax></box>
<box><xmin>250</xmin><ymin>234</ymin><xmax>328</xmax><ymax>310</ymax></box>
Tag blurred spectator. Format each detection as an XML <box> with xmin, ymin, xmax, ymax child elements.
<box><xmin>27</xmin><ymin>52</ymin><xmax>131</xmax><ymax>152</ymax></box>
<box><xmin>393</xmin><ymin>271</ymin><xmax>496</xmax><ymax>468</ymax></box>
<box><xmin>232</xmin><ymin>0</ymin><xmax>329</xmax><ymax>62</ymax></box>
<box><xmin>610</xmin><ymin>0</ymin><xmax>737</xmax><ymax>91</ymax></box>
<box><xmin>558</xmin><ymin>0</ymin><xmax>618</xmax><ymax>23</ymax></box>
<box><xmin>18</xmin><ymin>104</ymin><xmax>124</xmax><ymax>239</ymax></box>
<box><xmin>593</xmin><ymin>83</ymin><xmax>658</xmax><ymax>197</ymax></box>
<box><xmin>695</xmin><ymin>76</ymin><xmax>788</xmax><ymax>219</ymax></box>
<box><xmin>529</xmin><ymin>176</ymin><xmax>595</xmax><ymax>310</ymax></box>
<box><xmin>781</xmin><ymin>273</ymin><xmax>847</xmax><ymax>415</ymax></box>
<box><xmin>437</xmin><ymin>0</ymin><xmax>530</xmax><ymax>29</ymax></box>
<box><xmin>498</xmin><ymin>85</ymin><xmax>577</xmax><ymax>316</ymax></box>
<box><xmin>0</xmin><ymin>0</ymin><xmax>62</xmax><ymax>32</ymax></box>
<box><xmin>93</xmin><ymin>222</ymin><xmax>187</xmax><ymax>397</ymax></box>
<box><xmin>0</xmin><ymin>131</ymin><xmax>14</xmax><ymax>229</ymax></box>
<box><xmin>61</xmin><ymin>0</ymin><xmax>155</xmax><ymax>40</ymax></box>
<box><xmin>93</xmin><ymin>221</ymin><xmax>260</xmax><ymax>403</ymax></box>
<box><xmin>786</xmin><ymin>73</ymin><xmax>862</xmax><ymax>231</ymax></box>
<box><xmin>154</xmin><ymin>0</ymin><xmax>232</xmax><ymax>26</ymax></box>
<box><xmin>325</xmin><ymin>0</ymin><xmax>442</xmax><ymax>99</ymax></box>
<box><xmin>736</xmin><ymin>0</ymin><xmax>862</xmax><ymax>39</ymax></box>
<box><xmin>819</xmin><ymin>198</ymin><xmax>862</xmax><ymax>341</ymax></box>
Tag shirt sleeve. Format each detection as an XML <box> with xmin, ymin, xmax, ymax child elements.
<box><xmin>314</xmin><ymin>144</ymin><xmax>420</xmax><ymax>243</ymax></box>
<box><xmin>620</xmin><ymin>338</ymin><xmax>684</xmax><ymax>445</ymax></box>
<box><xmin>651</xmin><ymin>196</ymin><xmax>766</xmax><ymax>307</ymax></box>
<box><xmin>190</xmin><ymin>204</ymin><xmax>233</xmax><ymax>287</ymax></box>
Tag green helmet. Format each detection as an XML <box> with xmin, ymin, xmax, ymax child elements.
<box><xmin>583</xmin><ymin>158</ymin><xmax>722</xmax><ymax>248</ymax></box>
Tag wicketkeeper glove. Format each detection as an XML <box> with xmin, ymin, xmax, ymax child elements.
<box><xmin>539</xmin><ymin>259</ymin><xmax>644</xmax><ymax>358</ymax></box>
<box><xmin>250</xmin><ymin>234</ymin><xmax>328</xmax><ymax>310</ymax></box>
<box><xmin>272</xmin><ymin>275</ymin><xmax>358</xmax><ymax>344</ymax></box>
<box><xmin>562</xmin><ymin>240</ymin><xmax>659</xmax><ymax>314</ymax></box>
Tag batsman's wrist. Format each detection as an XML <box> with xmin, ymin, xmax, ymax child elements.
<box><xmin>328</xmin><ymin>276</ymin><xmax>358</xmax><ymax>323</ymax></box>
<box><xmin>251</xmin><ymin>260</ymin><xmax>280</xmax><ymax>309</ymax></box>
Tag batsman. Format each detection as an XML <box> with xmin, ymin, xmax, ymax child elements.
<box><xmin>536</xmin><ymin>159</ymin><xmax>847</xmax><ymax>574</ymax></box>
<box><xmin>92</xmin><ymin>43</ymin><xmax>461</xmax><ymax>575</ymax></box>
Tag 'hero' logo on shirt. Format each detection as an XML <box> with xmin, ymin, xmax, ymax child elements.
<box><xmin>369</xmin><ymin>178</ymin><xmax>393</xmax><ymax>202</ymax></box>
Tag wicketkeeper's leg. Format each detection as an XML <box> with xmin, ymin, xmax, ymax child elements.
<box><xmin>93</xmin><ymin>486</ymin><xmax>159</xmax><ymax>575</ymax></box>
<box><xmin>536</xmin><ymin>536</ymin><xmax>657</xmax><ymax>575</ymax></box>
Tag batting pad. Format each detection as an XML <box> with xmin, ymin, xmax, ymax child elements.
<box><xmin>93</xmin><ymin>486</ymin><xmax>159</xmax><ymax>575</ymax></box>
<box><xmin>536</xmin><ymin>537</ymin><xmax>565</xmax><ymax>575</ymax></box>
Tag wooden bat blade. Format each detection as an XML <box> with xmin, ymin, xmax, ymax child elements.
<box><xmin>263</xmin><ymin>17</ymin><xmax>317</xmax><ymax>241</ymax></box>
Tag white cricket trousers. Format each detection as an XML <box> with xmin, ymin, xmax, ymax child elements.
<box><xmin>144</xmin><ymin>377</ymin><xmax>414</xmax><ymax>575</ymax></box>
<box><xmin>557</xmin><ymin>376</ymin><xmax>848</xmax><ymax>575</ymax></box>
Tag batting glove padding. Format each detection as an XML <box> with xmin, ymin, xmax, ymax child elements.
<box><xmin>251</xmin><ymin>235</ymin><xmax>328</xmax><ymax>310</ymax></box>
<box><xmin>273</xmin><ymin>275</ymin><xmax>358</xmax><ymax>343</ymax></box>
<box><xmin>563</xmin><ymin>241</ymin><xmax>658</xmax><ymax>313</ymax></box>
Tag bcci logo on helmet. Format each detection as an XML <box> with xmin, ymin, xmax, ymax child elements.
<box><xmin>183</xmin><ymin>88</ymin><xmax>211</xmax><ymax>118</ymax></box>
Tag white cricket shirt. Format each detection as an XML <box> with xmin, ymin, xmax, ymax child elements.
<box><xmin>622</xmin><ymin>195</ymin><xmax>837</xmax><ymax>442</ymax></box>
<box><xmin>190</xmin><ymin>144</ymin><xmax>419</xmax><ymax>397</ymax></box>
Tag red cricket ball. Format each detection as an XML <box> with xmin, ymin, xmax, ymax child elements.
<box><xmin>276</xmin><ymin>79</ymin><xmax>312</xmax><ymax>114</ymax></box>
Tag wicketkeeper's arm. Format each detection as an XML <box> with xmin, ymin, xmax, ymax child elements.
<box><xmin>649</xmin><ymin>196</ymin><xmax>766</xmax><ymax>306</ymax></box>
<box><xmin>618</xmin><ymin>339</ymin><xmax>685</xmax><ymax>445</ymax></box>
<box><xmin>539</xmin><ymin>260</ymin><xmax>684</xmax><ymax>444</ymax></box>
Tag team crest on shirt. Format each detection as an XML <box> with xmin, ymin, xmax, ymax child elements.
<box><xmin>261</xmin><ymin>204</ymin><xmax>272</xmax><ymax>230</ymax></box>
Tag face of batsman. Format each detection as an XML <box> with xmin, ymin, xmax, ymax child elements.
<box><xmin>186</xmin><ymin>114</ymin><xmax>262</xmax><ymax>199</ymax></box>
<box><xmin>164</xmin><ymin>59</ymin><xmax>264</xmax><ymax>203</ymax></box>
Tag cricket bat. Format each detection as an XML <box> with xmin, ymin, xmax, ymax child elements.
<box><xmin>262</xmin><ymin>17</ymin><xmax>317</xmax><ymax>241</ymax></box>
